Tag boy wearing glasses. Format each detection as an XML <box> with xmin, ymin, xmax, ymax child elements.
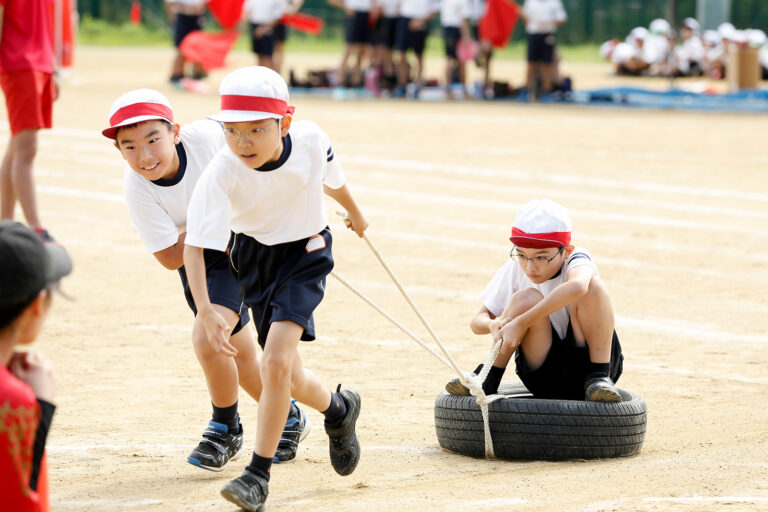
<box><xmin>102</xmin><ymin>89</ymin><xmax>309</xmax><ymax>473</ymax></box>
<box><xmin>183</xmin><ymin>66</ymin><xmax>368</xmax><ymax>511</ymax></box>
<box><xmin>445</xmin><ymin>198</ymin><xmax>623</xmax><ymax>402</ymax></box>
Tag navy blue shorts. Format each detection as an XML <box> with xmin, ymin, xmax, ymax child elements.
<box><xmin>443</xmin><ymin>26</ymin><xmax>461</xmax><ymax>59</ymax></box>
<box><xmin>375</xmin><ymin>16</ymin><xmax>398</xmax><ymax>49</ymax></box>
<box><xmin>395</xmin><ymin>17</ymin><xmax>427</xmax><ymax>55</ymax></box>
<box><xmin>274</xmin><ymin>22</ymin><xmax>287</xmax><ymax>43</ymax></box>
<box><xmin>177</xmin><ymin>247</ymin><xmax>250</xmax><ymax>336</ymax></box>
<box><xmin>345</xmin><ymin>11</ymin><xmax>370</xmax><ymax>44</ymax></box>
<box><xmin>229</xmin><ymin>228</ymin><xmax>334</xmax><ymax>349</ymax></box>
<box><xmin>527</xmin><ymin>32</ymin><xmax>557</xmax><ymax>63</ymax></box>
<box><xmin>251</xmin><ymin>23</ymin><xmax>276</xmax><ymax>56</ymax></box>
<box><xmin>514</xmin><ymin>321</ymin><xmax>623</xmax><ymax>400</ymax></box>
<box><xmin>173</xmin><ymin>13</ymin><xmax>204</xmax><ymax>48</ymax></box>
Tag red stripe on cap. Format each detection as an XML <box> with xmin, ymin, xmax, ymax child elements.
<box><xmin>220</xmin><ymin>95</ymin><xmax>293</xmax><ymax>116</ymax></box>
<box><xmin>509</xmin><ymin>227</ymin><xmax>571</xmax><ymax>248</ymax></box>
<box><xmin>109</xmin><ymin>103</ymin><xmax>173</xmax><ymax>127</ymax></box>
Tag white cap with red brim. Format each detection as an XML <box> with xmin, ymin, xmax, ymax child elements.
<box><xmin>510</xmin><ymin>199</ymin><xmax>572</xmax><ymax>249</ymax></box>
<box><xmin>208</xmin><ymin>66</ymin><xmax>295</xmax><ymax>123</ymax></box>
<box><xmin>102</xmin><ymin>88</ymin><xmax>174</xmax><ymax>140</ymax></box>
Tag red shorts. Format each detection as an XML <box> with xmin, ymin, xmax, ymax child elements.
<box><xmin>1</xmin><ymin>70</ymin><xmax>54</xmax><ymax>135</ymax></box>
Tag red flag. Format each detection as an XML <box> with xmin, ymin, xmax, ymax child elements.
<box><xmin>479</xmin><ymin>0</ymin><xmax>520</xmax><ymax>48</ymax></box>
<box><xmin>180</xmin><ymin>30</ymin><xmax>240</xmax><ymax>71</ymax></box>
<box><xmin>206</xmin><ymin>0</ymin><xmax>245</xmax><ymax>30</ymax></box>
<box><xmin>130</xmin><ymin>1</ymin><xmax>141</xmax><ymax>25</ymax></box>
<box><xmin>280</xmin><ymin>13</ymin><xmax>324</xmax><ymax>36</ymax></box>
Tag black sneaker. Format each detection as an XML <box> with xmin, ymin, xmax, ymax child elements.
<box><xmin>585</xmin><ymin>376</ymin><xmax>622</xmax><ymax>402</ymax></box>
<box><xmin>325</xmin><ymin>386</ymin><xmax>361</xmax><ymax>476</ymax></box>
<box><xmin>274</xmin><ymin>399</ymin><xmax>311</xmax><ymax>463</ymax></box>
<box><xmin>187</xmin><ymin>420</ymin><xmax>244</xmax><ymax>472</ymax></box>
<box><xmin>220</xmin><ymin>469</ymin><xmax>268</xmax><ymax>512</ymax></box>
<box><xmin>444</xmin><ymin>377</ymin><xmax>471</xmax><ymax>396</ymax></box>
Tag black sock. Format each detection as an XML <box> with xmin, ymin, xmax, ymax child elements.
<box><xmin>245</xmin><ymin>452</ymin><xmax>272</xmax><ymax>482</ymax></box>
<box><xmin>323</xmin><ymin>392</ymin><xmax>347</xmax><ymax>428</ymax></box>
<box><xmin>212</xmin><ymin>401</ymin><xmax>239</xmax><ymax>433</ymax></box>
<box><xmin>288</xmin><ymin>400</ymin><xmax>299</xmax><ymax>419</ymax></box>
<box><xmin>472</xmin><ymin>363</ymin><xmax>484</xmax><ymax>375</ymax></box>
<box><xmin>585</xmin><ymin>362</ymin><xmax>611</xmax><ymax>382</ymax></box>
<box><xmin>482</xmin><ymin>365</ymin><xmax>506</xmax><ymax>395</ymax></box>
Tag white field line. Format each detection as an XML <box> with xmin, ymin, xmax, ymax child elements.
<box><xmin>342</xmin><ymin>154</ymin><xmax>768</xmax><ymax>204</ymax></box>
<box><xmin>340</xmin><ymin>140</ymin><xmax>768</xmax><ymax>167</ymax></box>
<box><xmin>23</xmin><ymin>123</ymin><xmax>768</xmax><ymax>204</ymax></box>
<box><xmin>53</xmin><ymin>498</ymin><xmax>164</xmax><ymax>509</ymax></box>
<box><xmin>351</xmin><ymin>184</ymin><xmax>767</xmax><ymax>238</ymax></box>
<box><xmin>362</xmin><ymin>169</ymin><xmax>768</xmax><ymax>221</ymax></box>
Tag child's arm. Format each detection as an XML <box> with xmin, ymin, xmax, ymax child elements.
<box><xmin>153</xmin><ymin>232</ymin><xmax>187</xmax><ymax>270</ymax></box>
<box><xmin>498</xmin><ymin>265</ymin><xmax>595</xmax><ymax>350</ymax></box>
<box><xmin>324</xmin><ymin>184</ymin><xmax>368</xmax><ymax>237</ymax></box>
<box><xmin>182</xmin><ymin>244</ymin><xmax>238</xmax><ymax>356</ymax></box>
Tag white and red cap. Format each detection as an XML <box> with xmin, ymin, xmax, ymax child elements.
<box><xmin>208</xmin><ymin>66</ymin><xmax>295</xmax><ymax>123</ymax></box>
<box><xmin>510</xmin><ymin>199</ymin><xmax>572</xmax><ymax>249</ymax></box>
<box><xmin>102</xmin><ymin>89</ymin><xmax>174</xmax><ymax>140</ymax></box>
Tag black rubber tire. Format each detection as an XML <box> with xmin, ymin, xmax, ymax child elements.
<box><xmin>434</xmin><ymin>382</ymin><xmax>647</xmax><ymax>460</ymax></box>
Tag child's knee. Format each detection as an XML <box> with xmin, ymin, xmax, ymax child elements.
<box><xmin>505</xmin><ymin>288</ymin><xmax>544</xmax><ymax>316</ymax></box>
<box><xmin>260</xmin><ymin>351</ymin><xmax>292</xmax><ymax>381</ymax></box>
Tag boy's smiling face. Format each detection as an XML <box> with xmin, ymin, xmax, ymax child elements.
<box><xmin>223</xmin><ymin>116</ymin><xmax>291</xmax><ymax>169</ymax></box>
<box><xmin>115</xmin><ymin>120</ymin><xmax>181</xmax><ymax>182</ymax></box>
<box><xmin>512</xmin><ymin>246</ymin><xmax>573</xmax><ymax>284</ymax></box>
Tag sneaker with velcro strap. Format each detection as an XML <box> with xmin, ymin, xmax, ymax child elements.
<box><xmin>187</xmin><ymin>420</ymin><xmax>244</xmax><ymax>472</ymax></box>
<box><xmin>274</xmin><ymin>399</ymin><xmax>311</xmax><ymax>463</ymax></box>
<box><xmin>220</xmin><ymin>469</ymin><xmax>269</xmax><ymax>512</ymax></box>
<box><xmin>325</xmin><ymin>385</ymin><xmax>361</xmax><ymax>476</ymax></box>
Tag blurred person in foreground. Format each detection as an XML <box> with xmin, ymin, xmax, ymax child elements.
<box><xmin>0</xmin><ymin>0</ymin><xmax>60</xmax><ymax>242</ymax></box>
<box><xmin>0</xmin><ymin>220</ymin><xmax>72</xmax><ymax>512</ymax></box>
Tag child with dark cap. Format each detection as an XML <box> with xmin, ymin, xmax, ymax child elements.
<box><xmin>0</xmin><ymin>220</ymin><xmax>72</xmax><ymax>511</ymax></box>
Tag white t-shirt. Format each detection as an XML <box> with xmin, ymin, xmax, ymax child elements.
<box><xmin>400</xmin><ymin>0</ymin><xmax>438</xmax><ymax>19</ymax></box>
<box><xmin>345</xmin><ymin>0</ymin><xmax>372</xmax><ymax>11</ymax></box>
<box><xmin>441</xmin><ymin>0</ymin><xmax>470</xmax><ymax>28</ymax></box>
<box><xmin>166</xmin><ymin>0</ymin><xmax>206</xmax><ymax>6</ymax></box>
<box><xmin>522</xmin><ymin>0</ymin><xmax>567</xmax><ymax>34</ymax></box>
<box><xmin>479</xmin><ymin>248</ymin><xmax>597</xmax><ymax>340</ymax></box>
<box><xmin>123</xmin><ymin>120</ymin><xmax>225</xmax><ymax>254</ymax></box>
<box><xmin>378</xmin><ymin>0</ymin><xmax>400</xmax><ymax>18</ymax></box>
<box><xmin>246</xmin><ymin>0</ymin><xmax>284</xmax><ymax>24</ymax></box>
<box><xmin>465</xmin><ymin>0</ymin><xmax>486</xmax><ymax>21</ymax></box>
<box><xmin>186</xmin><ymin>120</ymin><xmax>346</xmax><ymax>250</ymax></box>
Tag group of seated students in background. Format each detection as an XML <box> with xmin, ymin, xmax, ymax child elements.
<box><xmin>600</xmin><ymin>17</ymin><xmax>768</xmax><ymax>80</ymax></box>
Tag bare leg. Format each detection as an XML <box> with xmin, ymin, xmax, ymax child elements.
<box><xmin>495</xmin><ymin>288</ymin><xmax>552</xmax><ymax>370</ymax></box>
<box><xmin>171</xmin><ymin>51</ymin><xmax>185</xmax><ymax>78</ymax></box>
<box><xmin>414</xmin><ymin>54</ymin><xmax>424</xmax><ymax>87</ymax></box>
<box><xmin>526</xmin><ymin>61</ymin><xmax>536</xmax><ymax>91</ymax></box>
<box><xmin>192</xmin><ymin>303</ymin><xmax>243</xmax><ymax>407</ymax></box>
<box><xmin>253</xmin><ymin>321</ymin><xmax>302</xmax><ymax>458</ymax></box>
<box><xmin>0</xmin><ymin>140</ymin><xmax>16</xmax><ymax>220</ymax></box>
<box><xmin>397</xmin><ymin>51</ymin><xmax>408</xmax><ymax>87</ymax></box>
<box><xmin>541</xmin><ymin>63</ymin><xmax>553</xmax><ymax>93</ymax></box>
<box><xmin>288</xmin><ymin>348</ymin><xmax>333</xmax><ymax>412</ymax></box>
<box><xmin>232</xmin><ymin>327</ymin><xmax>262</xmax><ymax>402</ymax></box>
<box><xmin>274</xmin><ymin>42</ymin><xmax>284</xmax><ymax>74</ymax></box>
<box><xmin>258</xmin><ymin>55</ymin><xmax>276</xmax><ymax>71</ymax></box>
<box><xmin>6</xmin><ymin>130</ymin><xmax>42</xmax><ymax>228</ymax></box>
<box><xmin>570</xmin><ymin>276</ymin><xmax>615</xmax><ymax>364</ymax></box>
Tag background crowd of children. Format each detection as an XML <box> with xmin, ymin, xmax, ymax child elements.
<box><xmin>600</xmin><ymin>17</ymin><xmax>768</xmax><ymax>80</ymax></box>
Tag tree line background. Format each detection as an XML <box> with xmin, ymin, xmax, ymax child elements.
<box><xmin>77</xmin><ymin>0</ymin><xmax>768</xmax><ymax>45</ymax></box>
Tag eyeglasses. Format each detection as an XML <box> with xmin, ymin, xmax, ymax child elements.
<box><xmin>509</xmin><ymin>247</ymin><xmax>564</xmax><ymax>266</ymax></box>
<box><xmin>222</xmin><ymin>121</ymin><xmax>277</xmax><ymax>142</ymax></box>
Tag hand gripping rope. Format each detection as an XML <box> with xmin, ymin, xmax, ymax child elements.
<box><xmin>331</xmin><ymin>211</ymin><xmax>506</xmax><ymax>458</ymax></box>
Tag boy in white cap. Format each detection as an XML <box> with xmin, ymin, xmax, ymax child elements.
<box><xmin>102</xmin><ymin>89</ymin><xmax>308</xmax><ymax>472</ymax></box>
<box><xmin>0</xmin><ymin>220</ymin><xmax>72</xmax><ymax>510</ymax></box>
<box><xmin>184</xmin><ymin>66</ymin><xmax>368</xmax><ymax>511</ymax></box>
<box><xmin>445</xmin><ymin>199</ymin><xmax>623</xmax><ymax>402</ymax></box>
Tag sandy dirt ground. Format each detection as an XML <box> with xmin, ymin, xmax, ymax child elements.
<box><xmin>2</xmin><ymin>46</ymin><xmax>767</xmax><ymax>511</ymax></box>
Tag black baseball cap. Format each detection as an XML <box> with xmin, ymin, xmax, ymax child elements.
<box><xmin>0</xmin><ymin>221</ymin><xmax>73</xmax><ymax>308</ymax></box>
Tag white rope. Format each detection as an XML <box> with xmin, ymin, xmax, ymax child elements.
<box><xmin>329</xmin><ymin>271</ymin><xmax>452</xmax><ymax>369</ymax></box>
<box><xmin>334</xmin><ymin>212</ymin><xmax>504</xmax><ymax>459</ymax></box>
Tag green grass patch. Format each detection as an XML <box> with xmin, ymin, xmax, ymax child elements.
<box><xmin>77</xmin><ymin>17</ymin><xmax>602</xmax><ymax>62</ymax></box>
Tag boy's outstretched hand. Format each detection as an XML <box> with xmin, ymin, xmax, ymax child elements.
<box><xmin>497</xmin><ymin>318</ymin><xmax>525</xmax><ymax>355</ymax></box>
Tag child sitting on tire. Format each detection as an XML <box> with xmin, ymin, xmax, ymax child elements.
<box><xmin>445</xmin><ymin>199</ymin><xmax>623</xmax><ymax>402</ymax></box>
